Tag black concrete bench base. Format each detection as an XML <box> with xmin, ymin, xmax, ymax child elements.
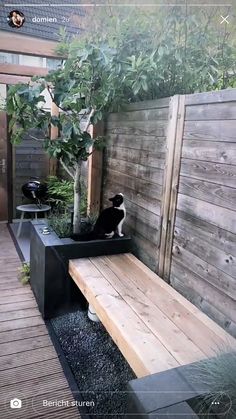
<box><xmin>125</xmin><ymin>354</ymin><xmax>235</xmax><ymax>418</ymax></box>
<box><xmin>30</xmin><ymin>221</ymin><xmax>133</xmax><ymax>319</ymax></box>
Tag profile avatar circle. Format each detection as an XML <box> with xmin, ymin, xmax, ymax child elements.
<box><xmin>7</xmin><ymin>10</ymin><xmax>25</xmax><ymax>28</ymax></box>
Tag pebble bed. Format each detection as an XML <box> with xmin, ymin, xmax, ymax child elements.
<box><xmin>51</xmin><ymin>310</ymin><xmax>135</xmax><ymax>418</ymax></box>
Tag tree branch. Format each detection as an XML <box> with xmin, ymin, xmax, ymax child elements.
<box><xmin>59</xmin><ymin>158</ymin><xmax>75</xmax><ymax>179</ymax></box>
<box><xmin>84</xmin><ymin>108</ymin><xmax>95</xmax><ymax>132</ymax></box>
<box><xmin>47</xmin><ymin>85</ymin><xmax>65</xmax><ymax>113</ymax></box>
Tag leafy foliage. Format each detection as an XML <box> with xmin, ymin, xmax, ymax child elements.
<box><xmin>47</xmin><ymin>212</ymin><xmax>72</xmax><ymax>238</ymax></box>
<box><xmin>46</xmin><ymin>175</ymin><xmax>87</xmax><ymax>216</ymax></box>
<box><xmin>46</xmin><ymin>176</ymin><xmax>74</xmax><ymax>212</ymax></box>
<box><xmin>77</xmin><ymin>3</ymin><xmax>236</xmax><ymax>97</ymax></box>
<box><xmin>5</xmin><ymin>4</ymin><xmax>236</xmax><ymax>232</ymax></box>
<box><xmin>18</xmin><ymin>262</ymin><xmax>30</xmax><ymax>285</ymax></box>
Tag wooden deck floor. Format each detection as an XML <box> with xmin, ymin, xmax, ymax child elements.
<box><xmin>0</xmin><ymin>224</ymin><xmax>81</xmax><ymax>419</ymax></box>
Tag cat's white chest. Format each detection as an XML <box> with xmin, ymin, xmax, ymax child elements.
<box><xmin>116</xmin><ymin>202</ymin><xmax>126</xmax><ymax>219</ymax></box>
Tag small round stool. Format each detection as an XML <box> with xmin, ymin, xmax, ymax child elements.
<box><xmin>16</xmin><ymin>204</ymin><xmax>51</xmax><ymax>237</ymax></box>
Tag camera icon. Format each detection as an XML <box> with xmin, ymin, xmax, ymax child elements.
<box><xmin>10</xmin><ymin>398</ymin><xmax>22</xmax><ymax>409</ymax></box>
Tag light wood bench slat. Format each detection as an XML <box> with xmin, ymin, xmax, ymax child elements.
<box><xmin>90</xmin><ymin>256</ymin><xmax>206</xmax><ymax>365</ymax></box>
<box><xmin>106</xmin><ymin>254</ymin><xmax>235</xmax><ymax>354</ymax></box>
<box><xmin>69</xmin><ymin>259</ymin><xmax>178</xmax><ymax>377</ymax></box>
<box><xmin>69</xmin><ymin>253</ymin><xmax>236</xmax><ymax>378</ymax></box>
<box><xmin>125</xmin><ymin>253</ymin><xmax>236</xmax><ymax>345</ymax></box>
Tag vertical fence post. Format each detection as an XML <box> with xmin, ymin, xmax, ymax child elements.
<box><xmin>158</xmin><ymin>95</ymin><xmax>185</xmax><ymax>282</ymax></box>
<box><xmin>163</xmin><ymin>95</ymin><xmax>185</xmax><ymax>281</ymax></box>
<box><xmin>158</xmin><ymin>96</ymin><xmax>179</xmax><ymax>278</ymax></box>
<box><xmin>87</xmin><ymin>121</ymin><xmax>104</xmax><ymax>216</ymax></box>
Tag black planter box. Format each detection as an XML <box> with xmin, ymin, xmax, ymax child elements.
<box><xmin>30</xmin><ymin>221</ymin><xmax>133</xmax><ymax>319</ymax></box>
<box><xmin>126</xmin><ymin>352</ymin><xmax>234</xmax><ymax>418</ymax></box>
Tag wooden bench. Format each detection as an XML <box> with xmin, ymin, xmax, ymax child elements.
<box><xmin>69</xmin><ymin>253</ymin><xmax>236</xmax><ymax>378</ymax></box>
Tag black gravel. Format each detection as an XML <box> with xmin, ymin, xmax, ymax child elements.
<box><xmin>51</xmin><ymin>310</ymin><xmax>136</xmax><ymax>418</ymax></box>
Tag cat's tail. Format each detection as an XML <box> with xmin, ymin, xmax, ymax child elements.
<box><xmin>70</xmin><ymin>232</ymin><xmax>96</xmax><ymax>241</ymax></box>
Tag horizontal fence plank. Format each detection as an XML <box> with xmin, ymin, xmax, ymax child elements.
<box><xmin>106</xmin><ymin>146</ymin><xmax>166</xmax><ymax>168</ymax></box>
<box><xmin>108</xmin><ymin>107</ymin><xmax>169</xmax><ymax>122</ymax></box>
<box><xmin>125</xmin><ymin>231</ymin><xmax>158</xmax><ymax>272</ymax></box>
<box><xmin>104</xmin><ymin>187</ymin><xmax>161</xmax><ymax>217</ymax></box>
<box><xmin>184</xmin><ymin>120</ymin><xmax>236</xmax><ymax>142</ymax></box>
<box><xmin>104</xmin><ymin>169</ymin><xmax>163</xmax><ymax>200</ymax></box>
<box><xmin>182</xmin><ymin>140</ymin><xmax>236</xmax><ymax>165</ymax></box>
<box><xmin>185</xmin><ymin>88</ymin><xmax>236</xmax><ymax>105</ymax></box>
<box><xmin>170</xmin><ymin>264</ymin><xmax>236</xmax><ymax>338</ymax></box>
<box><xmin>15</xmin><ymin>162</ymin><xmax>46</xmax><ymax>170</ymax></box>
<box><xmin>125</xmin><ymin>214</ymin><xmax>159</xmax><ymax>245</ymax></box>
<box><xmin>172</xmin><ymin>243</ymin><xmax>236</xmax><ymax>300</ymax></box>
<box><xmin>180</xmin><ymin>158</ymin><xmax>236</xmax><ymax>188</ymax></box>
<box><xmin>178</xmin><ymin>176</ymin><xmax>236</xmax><ymax>211</ymax></box>
<box><xmin>107</xmin><ymin>134</ymin><xmax>166</xmax><ymax>152</ymax></box>
<box><xmin>123</xmin><ymin>97</ymin><xmax>170</xmax><ymax>111</ymax></box>
<box><xmin>15</xmin><ymin>154</ymin><xmax>47</xmax><ymax>162</ymax></box>
<box><xmin>106</xmin><ymin>120</ymin><xmax>167</xmax><ymax>137</ymax></box>
<box><xmin>185</xmin><ymin>102</ymin><xmax>236</xmax><ymax>121</ymax></box>
<box><xmin>175</xmin><ymin>210</ymin><xmax>236</xmax><ymax>257</ymax></box>
<box><xmin>171</xmin><ymin>259</ymin><xmax>236</xmax><ymax>320</ymax></box>
<box><xmin>174</xmin><ymin>224</ymin><xmax>235</xmax><ymax>280</ymax></box>
<box><xmin>177</xmin><ymin>194</ymin><xmax>236</xmax><ymax>234</ymax></box>
<box><xmin>106</xmin><ymin>157</ymin><xmax>164</xmax><ymax>185</ymax></box>
<box><xmin>15</xmin><ymin>149</ymin><xmax>47</xmax><ymax>155</ymax></box>
<box><xmin>13</xmin><ymin>170</ymin><xmax>48</xmax><ymax>178</ymax></box>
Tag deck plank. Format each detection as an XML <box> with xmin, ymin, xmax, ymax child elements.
<box><xmin>0</xmin><ymin>335</ymin><xmax>52</xmax><ymax>356</ymax></box>
<box><xmin>0</xmin><ymin>325</ymin><xmax>47</xmax><ymax>343</ymax></box>
<box><xmin>0</xmin><ymin>388</ymin><xmax>81</xmax><ymax>419</ymax></box>
<box><xmin>0</xmin><ymin>308</ymin><xmax>41</xmax><ymax>321</ymax></box>
<box><xmin>0</xmin><ymin>224</ymin><xmax>80</xmax><ymax>418</ymax></box>
<box><xmin>0</xmin><ymin>300</ymin><xmax>37</xmax><ymax>313</ymax></box>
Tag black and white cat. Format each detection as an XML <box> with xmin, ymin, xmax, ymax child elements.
<box><xmin>71</xmin><ymin>193</ymin><xmax>126</xmax><ymax>241</ymax></box>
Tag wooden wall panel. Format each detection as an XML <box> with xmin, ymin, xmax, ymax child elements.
<box><xmin>170</xmin><ymin>88</ymin><xmax>236</xmax><ymax>338</ymax></box>
<box><xmin>0</xmin><ymin>31</ymin><xmax>62</xmax><ymax>58</ymax></box>
<box><xmin>182</xmin><ymin>140</ymin><xmax>236</xmax><ymax>164</ymax></box>
<box><xmin>0</xmin><ymin>64</ymin><xmax>48</xmax><ymax>77</ymax></box>
<box><xmin>102</xmin><ymin>88</ymin><xmax>236</xmax><ymax>337</ymax></box>
<box><xmin>103</xmin><ymin>98</ymin><xmax>170</xmax><ymax>269</ymax></box>
<box><xmin>180</xmin><ymin>159</ymin><xmax>236</xmax><ymax>188</ymax></box>
<box><xmin>13</xmin><ymin>130</ymin><xmax>49</xmax><ymax>214</ymax></box>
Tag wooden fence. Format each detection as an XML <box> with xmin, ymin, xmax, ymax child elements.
<box><xmin>102</xmin><ymin>98</ymin><xmax>170</xmax><ymax>271</ymax></box>
<box><xmin>13</xmin><ymin>129</ymin><xmax>49</xmax><ymax>213</ymax></box>
<box><xmin>99</xmin><ymin>88</ymin><xmax>236</xmax><ymax>338</ymax></box>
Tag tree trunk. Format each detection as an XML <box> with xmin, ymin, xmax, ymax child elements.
<box><xmin>73</xmin><ymin>162</ymin><xmax>81</xmax><ymax>234</ymax></box>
